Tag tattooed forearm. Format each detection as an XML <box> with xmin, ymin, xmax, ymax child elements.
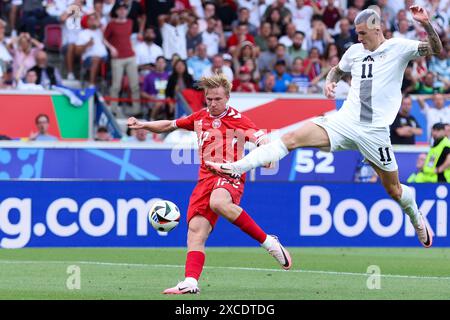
<box><xmin>418</xmin><ymin>22</ymin><xmax>443</xmax><ymax>56</ymax></box>
<box><xmin>326</xmin><ymin>65</ymin><xmax>345</xmax><ymax>84</ymax></box>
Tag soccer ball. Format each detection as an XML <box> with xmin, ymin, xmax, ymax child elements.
<box><xmin>149</xmin><ymin>200</ymin><xmax>181</xmax><ymax>232</ymax></box>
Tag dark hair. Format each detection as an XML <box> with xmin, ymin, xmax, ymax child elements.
<box><xmin>295</xmin><ymin>31</ymin><xmax>306</xmax><ymax>37</ymax></box>
<box><xmin>97</xmin><ymin>126</ymin><xmax>108</xmax><ymax>133</ymax></box>
<box><xmin>35</xmin><ymin>113</ymin><xmax>49</xmax><ymax>124</ymax></box>
<box><xmin>432</xmin><ymin>123</ymin><xmax>446</xmax><ymax>131</ymax></box>
<box><xmin>165</xmin><ymin>60</ymin><xmax>194</xmax><ymax>98</ymax></box>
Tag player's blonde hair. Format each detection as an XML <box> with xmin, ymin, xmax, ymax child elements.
<box><xmin>199</xmin><ymin>73</ymin><xmax>232</xmax><ymax>97</ymax></box>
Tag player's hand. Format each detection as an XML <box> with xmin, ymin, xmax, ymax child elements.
<box><xmin>127</xmin><ymin>117</ymin><xmax>144</xmax><ymax>129</ymax></box>
<box><xmin>410</xmin><ymin>5</ymin><xmax>430</xmax><ymax>24</ymax></box>
<box><xmin>109</xmin><ymin>47</ymin><xmax>118</xmax><ymax>58</ymax></box>
<box><xmin>324</xmin><ymin>82</ymin><xmax>337</xmax><ymax>99</ymax></box>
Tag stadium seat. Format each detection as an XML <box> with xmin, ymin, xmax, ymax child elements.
<box><xmin>44</xmin><ymin>24</ymin><xmax>62</xmax><ymax>52</ymax></box>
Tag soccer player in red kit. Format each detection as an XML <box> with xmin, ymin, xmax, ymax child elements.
<box><xmin>127</xmin><ymin>73</ymin><xmax>292</xmax><ymax>295</ymax></box>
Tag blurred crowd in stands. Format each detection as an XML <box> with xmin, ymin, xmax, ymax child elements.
<box><xmin>0</xmin><ymin>0</ymin><xmax>449</xmax><ymax>143</ymax></box>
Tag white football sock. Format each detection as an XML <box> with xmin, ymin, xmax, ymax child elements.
<box><xmin>261</xmin><ymin>235</ymin><xmax>274</xmax><ymax>250</ymax></box>
<box><xmin>398</xmin><ymin>184</ymin><xmax>421</xmax><ymax>227</ymax></box>
<box><xmin>234</xmin><ymin>139</ymin><xmax>290</xmax><ymax>173</ymax></box>
<box><xmin>184</xmin><ymin>277</ymin><xmax>198</xmax><ymax>287</ymax></box>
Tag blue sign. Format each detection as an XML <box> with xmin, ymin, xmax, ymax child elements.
<box><xmin>0</xmin><ymin>181</ymin><xmax>447</xmax><ymax>248</ymax></box>
<box><xmin>0</xmin><ymin>147</ymin><xmax>423</xmax><ymax>182</ymax></box>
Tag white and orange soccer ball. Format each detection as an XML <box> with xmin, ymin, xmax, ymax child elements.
<box><xmin>149</xmin><ymin>200</ymin><xmax>181</xmax><ymax>232</ymax></box>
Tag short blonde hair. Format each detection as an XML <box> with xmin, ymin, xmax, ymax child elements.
<box><xmin>199</xmin><ymin>73</ymin><xmax>232</xmax><ymax>96</ymax></box>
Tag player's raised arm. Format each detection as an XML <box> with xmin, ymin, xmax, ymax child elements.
<box><xmin>127</xmin><ymin>117</ymin><xmax>176</xmax><ymax>133</ymax></box>
<box><xmin>410</xmin><ymin>5</ymin><xmax>443</xmax><ymax>56</ymax></box>
<box><xmin>324</xmin><ymin>65</ymin><xmax>346</xmax><ymax>99</ymax></box>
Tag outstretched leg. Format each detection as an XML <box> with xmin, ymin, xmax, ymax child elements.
<box><xmin>370</xmin><ymin>163</ymin><xmax>433</xmax><ymax>248</ymax></box>
<box><xmin>206</xmin><ymin>121</ymin><xmax>330</xmax><ymax>178</ymax></box>
<box><xmin>210</xmin><ymin>188</ymin><xmax>292</xmax><ymax>270</ymax></box>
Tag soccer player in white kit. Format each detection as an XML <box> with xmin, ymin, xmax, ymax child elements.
<box><xmin>206</xmin><ymin>6</ymin><xmax>443</xmax><ymax>248</ymax></box>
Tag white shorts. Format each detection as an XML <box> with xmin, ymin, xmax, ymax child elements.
<box><xmin>312</xmin><ymin>112</ymin><xmax>398</xmax><ymax>172</ymax></box>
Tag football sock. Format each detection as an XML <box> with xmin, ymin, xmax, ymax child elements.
<box><xmin>185</xmin><ymin>251</ymin><xmax>205</xmax><ymax>281</ymax></box>
<box><xmin>399</xmin><ymin>184</ymin><xmax>421</xmax><ymax>227</ymax></box>
<box><xmin>232</xmin><ymin>210</ymin><xmax>267</xmax><ymax>243</ymax></box>
<box><xmin>233</xmin><ymin>139</ymin><xmax>289</xmax><ymax>174</ymax></box>
<box><xmin>261</xmin><ymin>235</ymin><xmax>275</xmax><ymax>250</ymax></box>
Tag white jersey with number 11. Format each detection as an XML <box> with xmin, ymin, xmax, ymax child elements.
<box><xmin>338</xmin><ymin>38</ymin><xmax>421</xmax><ymax>127</ymax></box>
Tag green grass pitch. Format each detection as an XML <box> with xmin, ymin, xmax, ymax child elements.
<box><xmin>0</xmin><ymin>247</ymin><xmax>449</xmax><ymax>300</ymax></box>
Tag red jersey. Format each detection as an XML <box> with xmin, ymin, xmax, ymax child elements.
<box><xmin>175</xmin><ymin>106</ymin><xmax>266</xmax><ymax>181</ymax></box>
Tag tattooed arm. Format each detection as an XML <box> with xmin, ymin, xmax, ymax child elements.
<box><xmin>324</xmin><ymin>65</ymin><xmax>346</xmax><ymax>99</ymax></box>
<box><xmin>410</xmin><ymin>5</ymin><xmax>443</xmax><ymax>56</ymax></box>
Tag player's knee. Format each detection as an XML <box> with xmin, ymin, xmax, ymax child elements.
<box><xmin>281</xmin><ymin>132</ymin><xmax>297</xmax><ymax>150</ymax></box>
<box><xmin>187</xmin><ymin>223</ymin><xmax>208</xmax><ymax>245</ymax></box>
<box><xmin>386</xmin><ymin>185</ymin><xmax>402</xmax><ymax>201</ymax></box>
<box><xmin>209</xmin><ymin>198</ymin><xmax>228</xmax><ymax>215</ymax></box>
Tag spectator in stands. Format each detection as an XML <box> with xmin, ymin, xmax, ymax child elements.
<box><xmin>320</xmin><ymin>0</ymin><xmax>342</xmax><ymax>30</ymax></box>
<box><xmin>260</xmin><ymin>72</ymin><xmax>275</xmax><ymax>93</ymax></box>
<box><xmin>29</xmin><ymin>114</ymin><xmax>58</xmax><ymax>141</ymax></box>
<box><xmin>271</xmin><ymin>43</ymin><xmax>292</xmax><ymax>70</ymax></box>
<box><xmin>290</xmin><ymin>57</ymin><xmax>309</xmax><ymax>94</ymax></box>
<box><xmin>232</xmin><ymin>65</ymin><xmax>258</xmax><ymax>92</ymax></box>
<box><xmin>263</xmin><ymin>0</ymin><xmax>292</xmax><ymax>23</ymax></box>
<box><xmin>309</xmin><ymin>55</ymin><xmax>339</xmax><ymax>94</ymax></box>
<box><xmin>428</xmin><ymin>48</ymin><xmax>449</xmax><ymax>90</ymax></box>
<box><xmin>354</xmin><ymin>160</ymin><xmax>378</xmax><ymax>183</ymax></box>
<box><xmin>226</xmin><ymin>22</ymin><xmax>255</xmax><ymax>55</ymax></box>
<box><xmin>187</xmin><ymin>43</ymin><xmax>211</xmax><ymax>81</ymax></box>
<box><xmin>0</xmin><ymin>134</ymin><xmax>11</xmax><ymax>140</ymax></box>
<box><xmin>142</xmin><ymin>56</ymin><xmax>169</xmax><ymax>121</ymax></box>
<box><xmin>29</xmin><ymin>50</ymin><xmax>62</xmax><ymax>88</ymax></box>
<box><xmin>231</xmin><ymin>7</ymin><xmax>257</xmax><ymax>36</ymax></box>
<box><xmin>417</xmin><ymin>93</ymin><xmax>450</xmax><ymax>141</ymax></box>
<box><xmin>197</xmin><ymin>1</ymin><xmax>217</xmax><ymax>32</ymax></box>
<box><xmin>134</xmin><ymin>26</ymin><xmax>164</xmax><ymax>76</ymax></box>
<box><xmin>309</xmin><ymin>18</ymin><xmax>334</xmax><ymax>55</ymax></box>
<box><xmin>232</xmin><ymin>41</ymin><xmax>257</xmax><ymax>77</ymax></box>
<box><xmin>279</xmin><ymin>22</ymin><xmax>297</xmax><ymax>48</ymax></box>
<box><xmin>332</xmin><ymin>18</ymin><xmax>356</xmax><ymax>53</ymax></box>
<box><xmin>146</xmin><ymin>0</ymin><xmax>175</xmax><ymax>29</ymax></box>
<box><xmin>377</xmin><ymin>0</ymin><xmax>396</xmax><ymax>31</ymax></box>
<box><xmin>419</xmin><ymin>123</ymin><xmax>450</xmax><ymax>183</ymax></box>
<box><xmin>390</xmin><ymin>95</ymin><xmax>423</xmax><ymax>145</ymax></box>
<box><xmin>411</xmin><ymin>56</ymin><xmax>428</xmax><ymax>81</ymax></box>
<box><xmin>59</xmin><ymin>0</ymin><xmax>86</xmax><ymax>81</ymax></box>
<box><xmin>186</xmin><ymin>21</ymin><xmax>202</xmax><ymax>57</ymax></box>
<box><xmin>104</xmin><ymin>2</ymin><xmax>141</xmax><ymax>117</ymax></box>
<box><xmin>258</xmin><ymin>35</ymin><xmax>278</xmax><ymax>73</ymax></box>
<box><xmin>272</xmin><ymin>59</ymin><xmax>291</xmax><ymax>93</ymax></box>
<box><xmin>265</xmin><ymin>8</ymin><xmax>287</xmax><ymax>38</ymax></box>
<box><xmin>158</xmin><ymin>9</ymin><xmax>188</xmax><ymax>60</ymax></box>
<box><xmin>201</xmin><ymin>16</ymin><xmax>225</xmax><ymax>58</ymax></box>
<box><xmin>287</xmin><ymin>82</ymin><xmax>299</xmax><ymax>93</ymax></box>
<box><xmin>16</xmin><ymin>69</ymin><xmax>45</xmax><ymax>90</ymax></box>
<box><xmin>401</xmin><ymin>65</ymin><xmax>417</xmax><ymax>95</ymax></box>
<box><xmin>215</xmin><ymin>0</ymin><xmax>238</xmax><ymax>32</ymax></box>
<box><xmin>95</xmin><ymin>126</ymin><xmax>113</xmax><ymax>141</ymax></box>
<box><xmin>110</xmin><ymin>0</ymin><xmax>146</xmax><ymax>42</ymax></box>
<box><xmin>19</xmin><ymin>0</ymin><xmax>59</xmax><ymax>40</ymax></box>
<box><xmin>254</xmin><ymin>22</ymin><xmax>272</xmax><ymax>52</ymax></box>
<box><xmin>413</xmin><ymin>71</ymin><xmax>444</xmax><ymax>94</ymax></box>
<box><xmin>290</xmin><ymin>0</ymin><xmax>314</xmax><ymax>37</ymax></box>
<box><xmin>407</xmin><ymin>153</ymin><xmax>427</xmax><ymax>183</ymax></box>
<box><xmin>9</xmin><ymin>32</ymin><xmax>44</xmax><ymax>82</ymax></box>
<box><xmin>303</xmin><ymin>47</ymin><xmax>322</xmax><ymax>81</ymax></box>
<box><xmin>75</xmin><ymin>13</ymin><xmax>108</xmax><ymax>88</ymax></box>
<box><xmin>393</xmin><ymin>19</ymin><xmax>415</xmax><ymax>40</ymax></box>
<box><xmin>288</xmin><ymin>31</ymin><xmax>308</xmax><ymax>60</ymax></box>
<box><xmin>242</xmin><ymin>58</ymin><xmax>260</xmax><ymax>84</ymax></box>
<box><xmin>128</xmin><ymin>128</ymin><xmax>153</xmax><ymax>142</ymax></box>
<box><xmin>0</xmin><ymin>19</ymin><xmax>12</xmax><ymax>76</ymax></box>
<box><xmin>201</xmin><ymin>54</ymin><xmax>234</xmax><ymax>81</ymax></box>
<box><xmin>165</xmin><ymin>59</ymin><xmax>194</xmax><ymax>119</ymax></box>
<box><xmin>323</xmin><ymin>43</ymin><xmax>341</xmax><ymax>61</ymax></box>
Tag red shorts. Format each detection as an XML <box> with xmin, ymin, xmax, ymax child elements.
<box><xmin>187</xmin><ymin>175</ymin><xmax>245</xmax><ymax>228</ymax></box>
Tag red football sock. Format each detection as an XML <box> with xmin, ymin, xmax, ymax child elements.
<box><xmin>185</xmin><ymin>251</ymin><xmax>205</xmax><ymax>280</ymax></box>
<box><xmin>232</xmin><ymin>210</ymin><xmax>267</xmax><ymax>243</ymax></box>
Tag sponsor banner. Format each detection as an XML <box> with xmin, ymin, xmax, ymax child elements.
<box><xmin>0</xmin><ymin>181</ymin><xmax>447</xmax><ymax>248</ymax></box>
<box><xmin>0</xmin><ymin>147</ymin><xmax>422</xmax><ymax>182</ymax></box>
